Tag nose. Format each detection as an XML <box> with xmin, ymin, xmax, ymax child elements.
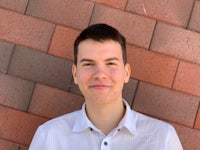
<box><xmin>93</xmin><ymin>65</ymin><xmax>107</xmax><ymax>80</ymax></box>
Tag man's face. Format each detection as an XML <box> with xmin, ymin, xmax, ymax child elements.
<box><xmin>72</xmin><ymin>39</ymin><xmax>131</xmax><ymax>105</ymax></box>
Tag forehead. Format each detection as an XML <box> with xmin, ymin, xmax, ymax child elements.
<box><xmin>77</xmin><ymin>39</ymin><xmax>123</xmax><ymax>60</ymax></box>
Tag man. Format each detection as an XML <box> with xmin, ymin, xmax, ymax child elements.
<box><xmin>29</xmin><ymin>23</ymin><xmax>183</xmax><ymax>150</ymax></box>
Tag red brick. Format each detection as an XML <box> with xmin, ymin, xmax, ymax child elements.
<box><xmin>173</xmin><ymin>61</ymin><xmax>200</xmax><ymax>97</ymax></box>
<box><xmin>0</xmin><ymin>73</ymin><xmax>34</xmax><ymax>111</ymax></box>
<box><xmin>0</xmin><ymin>40</ymin><xmax>14</xmax><ymax>73</ymax></box>
<box><xmin>0</xmin><ymin>0</ymin><xmax>28</xmax><ymax>13</ymax></box>
<box><xmin>0</xmin><ymin>8</ymin><xmax>54</xmax><ymax>52</ymax></box>
<box><xmin>89</xmin><ymin>0</ymin><xmax>127</xmax><ymax>9</ymax></box>
<box><xmin>194</xmin><ymin>107</ymin><xmax>200</xmax><ymax>130</ymax></box>
<box><xmin>90</xmin><ymin>4</ymin><xmax>156</xmax><ymax>48</ymax></box>
<box><xmin>127</xmin><ymin>45</ymin><xmax>178</xmax><ymax>88</ymax></box>
<box><xmin>151</xmin><ymin>22</ymin><xmax>200</xmax><ymax>65</ymax></box>
<box><xmin>0</xmin><ymin>139</ymin><xmax>19</xmax><ymax>150</ymax></box>
<box><xmin>8</xmin><ymin>46</ymin><xmax>73</xmax><ymax>90</ymax></box>
<box><xmin>133</xmin><ymin>82</ymin><xmax>199</xmax><ymax>127</ymax></box>
<box><xmin>173</xmin><ymin>123</ymin><xmax>200</xmax><ymax>150</ymax></box>
<box><xmin>26</xmin><ymin>0</ymin><xmax>94</xmax><ymax>30</ymax></box>
<box><xmin>49</xmin><ymin>25</ymin><xmax>80</xmax><ymax>61</ymax></box>
<box><xmin>29</xmin><ymin>84</ymin><xmax>84</xmax><ymax>118</ymax></box>
<box><xmin>0</xmin><ymin>105</ymin><xmax>47</xmax><ymax>146</ymax></box>
<box><xmin>189</xmin><ymin>1</ymin><xmax>200</xmax><ymax>32</ymax></box>
<box><xmin>126</xmin><ymin>0</ymin><xmax>194</xmax><ymax>27</ymax></box>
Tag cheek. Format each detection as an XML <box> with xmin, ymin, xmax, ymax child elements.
<box><xmin>109</xmin><ymin>69</ymin><xmax>125</xmax><ymax>81</ymax></box>
<box><xmin>76</xmin><ymin>69</ymin><xmax>92</xmax><ymax>83</ymax></box>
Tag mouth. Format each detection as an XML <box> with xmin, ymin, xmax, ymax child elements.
<box><xmin>89</xmin><ymin>84</ymin><xmax>111</xmax><ymax>90</ymax></box>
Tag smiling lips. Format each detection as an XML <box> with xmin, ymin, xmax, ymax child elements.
<box><xmin>89</xmin><ymin>84</ymin><xmax>111</xmax><ymax>90</ymax></box>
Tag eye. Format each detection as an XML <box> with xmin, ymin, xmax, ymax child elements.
<box><xmin>82</xmin><ymin>63</ymin><xmax>94</xmax><ymax>66</ymax></box>
<box><xmin>107</xmin><ymin>62</ymin><xmax>116</xmax><ymax>65</ymax></box>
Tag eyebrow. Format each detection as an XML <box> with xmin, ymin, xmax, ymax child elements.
<box><xmin>79</xmin><ymin>57</ymin><xmax>119</xmax><ymax>63</ymax></box>
<box><xmin>105</xmin><ymin>57</ymin><xmax>119</xmax><ymax>62</ymax></box>
<box><xmin>80</xmin><ymin>58</ymin><xmax>94</xmax><ymax>63</ymax></box>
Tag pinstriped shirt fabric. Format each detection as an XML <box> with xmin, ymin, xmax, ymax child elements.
<box><xmin>29</xmin><ymin>100</ymin><xmax>183</xmax><ymax>150</ymax></box>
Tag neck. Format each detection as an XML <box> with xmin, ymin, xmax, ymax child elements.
<box><xmin>85</xmin><ymin>99</ymin><xmax>125</xmax><ymax>135</ymax></box>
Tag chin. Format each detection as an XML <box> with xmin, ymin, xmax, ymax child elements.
<box><xmin>93</xmin><ymin>96</ymin><xmax>118</xmax><ymax>104</ymax></box>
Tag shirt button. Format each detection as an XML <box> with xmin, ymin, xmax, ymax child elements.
<box><xmin>104</xmin><ymin>141</ymin><xmax>108</xmax><ymax>146</ymax></box>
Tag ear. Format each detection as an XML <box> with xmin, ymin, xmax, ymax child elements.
<box><xmin>72</xmin><ymin>64</ymin><xmax>78</xmax><ymax>84</ymax></box>
<box><xmin>124</xmin><ymin>63</ymin><xmax>131</xmax><ymax>83</ymax></box>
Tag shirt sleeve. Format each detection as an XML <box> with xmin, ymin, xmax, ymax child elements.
<box><xmin>166</xmin><ymin>126</ymin><xmax>183</xmax><ymax>150</ymax></box>
<box><xmin>29</xmin><ymin>127</ymin><xmax>44</xmax><ymax>150</ymax></box>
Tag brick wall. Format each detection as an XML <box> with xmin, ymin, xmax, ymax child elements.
<box><xmin>0</xmin><ymin>0</ymin><xmax>200</xmax><ymax>149</ymax></box>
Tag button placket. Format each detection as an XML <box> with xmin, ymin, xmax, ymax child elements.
<box><xmin>101</xmin><ymin>138</ymin><xmax>111</xmax><ymax>150</ymax></box>
<box><xmin>104</xmin><ymin>141</ymin><xmax>108</xmax><ymax>146</ymax></box>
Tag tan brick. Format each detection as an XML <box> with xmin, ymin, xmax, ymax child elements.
<box><xmin>19</xmin><ymin>145</ymin><xmax>28</xmax><ymax>150</ymax></box>
<box><xmin>90</xmin><ymin>4</ymin><xmax>156</xmax><ymax>48</ymax></box>
<box><xmin>126</xmin><ymin>0</ymin><xmax>194</xmax><ymax>27</ymax></box>
<box><xmin>29</xmin><ymin>84</ymin><xmax>84</xmax><ymax>118</ymax></box>
<box><xmin>151</xmin><ymin>22</ymin><xmax>200</xmax><ymax>65</ymax></box>
<box><xmin>49</xmin><ymin>25</ymin><xmax>80</xmax><ymax>61</ymax></box>
<box><xmin>26</xmin><ymin>0</ymin><xmax>94</xmax><ymax>29</ymax></box>
<box><xmin>0</xmin><ymin>139</ymin><xmax>19</xmax><ymax>150</ymax></box>
<box><xmin>8</xmin><ymin>46</ymin><xmax>73</xmax><ymax>90</ymax></box>
<box><xmin>69</xmin><ymin>79</ymin><xmax>83</xmax><ymax>96</ymax></box>
<box><xmin>173</xmin><ymin>123</ymin><xmax>200</xmax><ymax>150</ymax></box>
<box><xmin>122</xmin><ymin>78</ymin><xmax>138</xmax><ymax>106</ymax></box>
<box><xmin>0</xmin><ymin>106</ymin><xmax>47</xmax><ymax>146</ymax></box>
<box><xmin>173</xmin><ymin>61</ymin><xmax>200</xmax><ymax>97</ymax></box>
<box><xmin>189</xmin><ymin>1</ymin><xmax>200</xmax><ymax>32</ymax></box>
<box><xmin>0</xmin><ymin>40</ymin><xmax>14</xmax><ymax>73</ymax></box>
<box><xmin>127</xmin><ymin>45</ymin><xmax>178</xmax><ymax>88</ymax></box>
<box><xmin>89</xmin><ymin>0</ymin><xmax>127</xmax><ymax>9</ymax></box>
<box><xmin>133</xmin><ymin>82</ymin><xmax>199</xmax><ymax>127</ymax></box>
<box><xmin>0</xmin><ymin>0</ymin><xmax>28</xmax><ymax>13</ymax></box>
<box><xmin>194</xmin><ymin>107</ymin><xmax>200</xmax><ymax>130</ymax></box>
<box><xmin>0</xmin><ymin>73</ymin><xmax>34</xmax><ymax>110</ymax></box>
<box><xmin>0</xmin><ymin>8</ymin><xmax>54</xmax><ymax>52</ymax></box>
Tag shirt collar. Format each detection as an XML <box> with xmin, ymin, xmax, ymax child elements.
<box><xmin>72</xmin><ymin>100</ymin><xmax>137</xmax><ymax>135</ymax></box>
<box><xmin>72</xmin><ymin>103</ymin><xmax>98</xmax><ymax>132</ymax></box>
<box><xmin>118</xmin><ymin>100</ymin><xmax>137</xmax><ymax>135</ymax></box>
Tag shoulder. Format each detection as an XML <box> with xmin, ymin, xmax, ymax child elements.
<box><xmin>130</xmin><ymin>110</ymin><xmax>182</xmax><ymax>149</ymax></box>
<box><xmin>133</xmin><ymin>110</ymin><xmax>175</xmax><ymax>135</ymax></box>
<box><xmin>38</xmin><ymin>110</ymin><xmax>81</xmax><ymax>133</ymax></box>
<box><xmin>29</xmin><ymin>110</ymin><xmax>82</xmax><ymax>149</ymax></box>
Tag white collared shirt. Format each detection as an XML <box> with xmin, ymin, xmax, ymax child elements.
<box><xmin>29</xmin><ymin>100</ymin><xmax>183</xmax><ymax>150</ymax></box>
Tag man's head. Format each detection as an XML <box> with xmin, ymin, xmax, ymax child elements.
<box><xmin>72</xmin><ymin>24</ymin><xmax>131</xmax><ymax>104</ymax></box>
<box><xmin>74</xmin><ymin>23</ymin><xmax>127</xmax><ymax>65</ymax></box>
